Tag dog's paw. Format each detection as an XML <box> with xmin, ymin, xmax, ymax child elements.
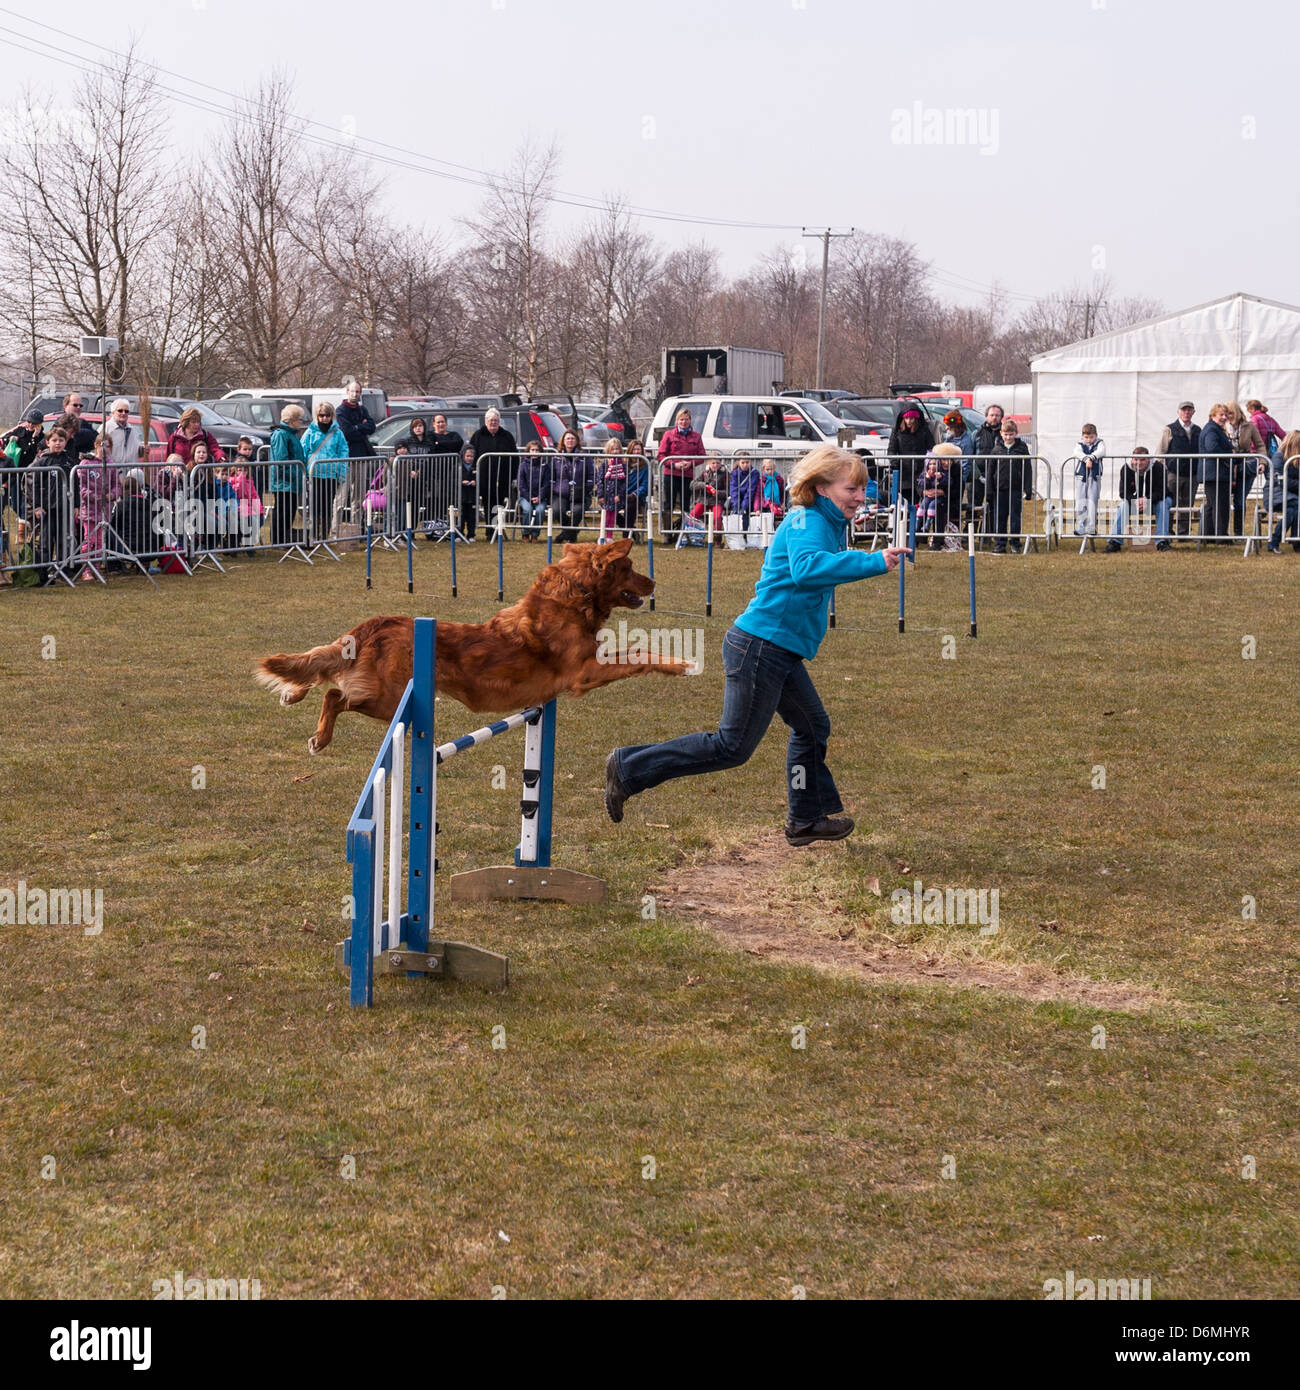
<box><xmin>307</xmin><ymin>736</ymin><xmax>320</xmax><ymax>755</ymax></box>
<box><xmin>280</xmin><ymin>690</ymin><xmax>294</xmax><ymax>706</ymax></box>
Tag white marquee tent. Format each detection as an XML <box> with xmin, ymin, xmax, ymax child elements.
<box><xmin>1031</xmin><ymin>293</ymin><xmax>1300</xmax><ymax>496</ymax></box>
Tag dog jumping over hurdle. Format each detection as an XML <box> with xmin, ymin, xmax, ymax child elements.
<box><xmin>255</xmin><ymin>539</ymin><xmax>694</xmax><ymax>754</ymax></box>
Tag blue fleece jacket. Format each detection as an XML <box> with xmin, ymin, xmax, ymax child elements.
<box><xmin>734</xmin><ymin>494</ymin><xmax>888</xmax><ymax>660</ymax></box>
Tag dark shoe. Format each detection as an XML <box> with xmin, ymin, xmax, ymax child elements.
<box><xmin>784</xmin><ymin>815</ymin><xmax>855</xmax><ymax>847</ymax></box>
<box><xmin>604</xmin><ymin>751</ymin><xmax>629</xmax><ymax>824</ymax></box>
<box><xmin>1155</xmin><ymin>540</ymin><xmax>1171</xmax><ymax>551</ymax></box>
<box><xmin>1104</xmin><ymin>540</ymin><xmax>1122</xmax><ymax>553</ymax></box>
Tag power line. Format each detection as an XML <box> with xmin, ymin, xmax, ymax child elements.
<box><xmin>0</xmin><ymin>4</ymin><xmax>1050</xmax><ymax>303</ymax></box>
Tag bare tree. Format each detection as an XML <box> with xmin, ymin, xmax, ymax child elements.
<box><xmin>573</xmin><ymin>199</ymin><xmax>661</xmax><ymax>396</ymax></box>
<box><xmin>381</xmin><ymin>228</ymin><xmax>469</xmax><ymax>392</ymax></box>
<box><xmin>0</xmin><ymin>41</ymin><xmax>166</xmax><ymax>381</ymax></box>
<box><xmin>464</xmin><ymin>138</ymin><xmax>560</xmax><ymax>397</ymax></box>
<box><xmin>215</xmin><ymin>75</ymin><xmax>326</xmax><ymax>384</ymax></box>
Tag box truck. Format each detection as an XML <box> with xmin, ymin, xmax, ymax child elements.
<box><xmin>658</xmin><ymin>346</ymin><xmax>785</xmax><ymax>402</ymax></box>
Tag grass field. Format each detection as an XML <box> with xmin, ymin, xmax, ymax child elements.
<box><xmin>1</xmin><ymin>538</ymin><xmax>1297</xmax><ymax>1299</ymax></box>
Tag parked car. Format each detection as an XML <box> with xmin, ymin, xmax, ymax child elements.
<box><xmin>388</xmin><ymin>395</ymin><xmax>450</xmax><ymax>413</ymax></box>
<box><xmin>369</xmin><ymin>403</ymin><xmax>571</xmax><ymax>456</ymax></box>
<box><xmin>778</xmin><ymin>388</ymin><xmax>861</xmax><ymax>402</ymax></box>
<box><xmin>443</xmin><ymin>394</ymin><xmax>524</xmax><ymax>410</ymax></box>
<box><xmin>645</xmin><ymin>394</ymin><xmax>877</xmax><ymax>463</ymax></box>
<box><xmin>220</xmin><ymin>386</ymin><xmax>389</xmax><ymax>424</ymax></box>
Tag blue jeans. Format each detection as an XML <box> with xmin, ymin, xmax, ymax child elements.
<box><xmin>518</xmin><ymin>497</ymin><xmax>545</xmax><ymax>538</ymax></box>
<box><xmin>1110</xmin><ymin>496</ymin><xmax>1171</xmax><ymax>542</ymax></box>
<box><xmin>1270</xmin><ymin>499</ymin><xmax>1299</xmax><ymax>547</ymax></box>
<box><xmin>613</xmin><ymin>625</ymin><xmax>842</xmax><ymax>826</ymax></box>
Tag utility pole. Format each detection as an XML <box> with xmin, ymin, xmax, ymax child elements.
<box><xmin>1069</xmin><ymin>293</ymin><xmax>1105</xmax><ymax>338</ymax></box>
<box><xmin>802</xmin><ymin>226</ymin><xmax>854</xmax><ymax>389</ymax></box>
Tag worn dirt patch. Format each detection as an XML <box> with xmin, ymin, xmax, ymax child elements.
<box><xmin>651</xmin><ymin>831</ymin><xmax>1162</xmax><ymax>1014</ymax></box>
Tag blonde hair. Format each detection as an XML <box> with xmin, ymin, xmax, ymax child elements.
<box><xmin>1208</xmin><ymin>403</ymin><xmax>1229</xmax><ymax>420</ymax></box>
<box><xmin>281</xmin><ymin>404</ymin><xmax>305</xmax><ymax>426</ymax></box>
<box><xmin>178</xmin><ymin>407</ymin><xmax>202</xmax><ymax>430</ymax></box>
<box><xmin>603</xmin><ymin>437</ymin><xmax>623</xmax><ymax>455</ymax></box>
<box><xmin>316</xmin><ymin>402</ymin><xmax>336</xmax><ymax>423</ymax></box>
<box><xmin>788</xmin><ymin>445</ymin><xmax>869</xmax><ymax>508</ymax></box>
<box><xmin>1281</xmin><ymin>429</ymin><xmax>1300</xmax><ymax>461</ymax></box>
<box><xmin>1225</xmin><ymin>402</ymin><xmax>1247</xmax><ymax>427</ymax></box>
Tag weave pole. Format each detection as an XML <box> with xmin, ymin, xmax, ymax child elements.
<box><xmin>546</xmin><ymin>505</ymin><xmax>554</xmax><ymax>565</ymax></box>
<box><xmin>705</xmin><ymin>508</ymin><xmax>714</xmax><ymax>617</ymax></box>
<box><xmin>968</xmin><ymin>523</ymin><xmax>978</xmax><ymax>638</ymax></box>
<box><xmin>448</xmin><ymin>506</ymin><xmax>458</xmax><ymax>597</ymax></box>
<box><xmin>406</xmin><ymin>501</ymin><xmax>414</xmax><ymax>594</ymax></box>
<box><xmin>647</xmin><ymin>507</ymin><xmax>655</xmax><ymax>612</ymax></box>
<box><xmin>495</xmin><ymin>506</ymin><xmax>505</xmax><ymax>600</ymax></box>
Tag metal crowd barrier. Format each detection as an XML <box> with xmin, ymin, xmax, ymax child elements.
<box><xmin>1052</xmin><ymin>453</ymin><xmax>1286</xmax><ymax>552</ymax></box>
<box><xmin>1</xmin><ymin>463</ymin><xmax>76</xmax><ymax>586</ymax></box>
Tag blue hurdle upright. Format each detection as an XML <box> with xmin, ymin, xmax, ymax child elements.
<box><xmin>337</xmin><ymin>616</ymin><xmax>606</xmax><ymax>1007</ymax></box>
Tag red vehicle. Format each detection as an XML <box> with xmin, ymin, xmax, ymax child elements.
<box><xmin>44</xmin><ymin>411</ymin><xmax>173</xmax><ymax>463</ymax></box>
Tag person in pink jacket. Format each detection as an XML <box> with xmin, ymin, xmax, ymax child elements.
<box><xmin>76</xmin><ymin>432</ymin><xmax>121</xmax><ymax>577</ymax></box>
<box><xmin>656</xmin><ymin>407</ymin><xmax>703</xmax><ymax>536</ymax></box>
<box><xmin>1246</xmin><ymin>399</ymin><xmax>1285</xmax><ymax>454</ymax></box>
<box><xmin>227</xmin><ymin>459</ymin><xmax>265</xmax><ymax>551</ymax></box>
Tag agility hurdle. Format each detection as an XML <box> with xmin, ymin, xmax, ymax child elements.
<box><xmin>336</xmin><ymin>616</ymin><xmax>605</xmax><ymax>1007</ymax></box>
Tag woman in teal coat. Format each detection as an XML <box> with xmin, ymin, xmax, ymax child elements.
<box><xmin>301</xmin><ymin>401</ymin><xmax>350</xmax><ymax>542</ymax></box>
<box><xmin>268</xmin><ymin>404</ymin><xmax>307</xmax><ymax>547</ymax></box>
<box><xmin>605</xmin><ymin>445</ymin><xmax>909</xmax><ymax>845</ymax></box>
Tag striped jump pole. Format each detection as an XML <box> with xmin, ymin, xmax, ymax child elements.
<box><xmin>365</xmin><ymin>502</ymin><xmax>373</xmax><ymax>590</ymax></box>
<box><xmin>546</xmin><ymin>506</ymin><xmax>554</xmax><ymax>565</ymax></box>
<box><xmin>897</xmin><ymin>492</ymin><xmax>906</xmax><ymax>634</ymax></box>
<box><xmin>449</xmin><ymin>506</ymin><xmax>458</xmax><ymax>598</ymax></box>
<box><xmin>339</xmin><ymin>617</ymin><xmax>603</xmax><ymax>1006</ymax></box>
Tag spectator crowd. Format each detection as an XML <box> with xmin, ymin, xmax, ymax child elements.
<box><xmin>4</xmin><ymin>390</ymin><xmax>1298</xmax><ymax>587</ymax></box>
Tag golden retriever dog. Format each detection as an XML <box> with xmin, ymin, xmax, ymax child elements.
<box><xmin>255</xmin><ymin>539</ymin><xmax>692</xmax><ymax>753</ymax></box>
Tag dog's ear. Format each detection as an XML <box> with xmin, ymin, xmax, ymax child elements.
<box><xmin>603</xmin><ymin>537</ymin><xmax>633</xmax><ymax>559</ymax></box>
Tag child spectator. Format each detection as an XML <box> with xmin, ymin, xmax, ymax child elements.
<box><xmin>596</xmin><ymin>438</ymin><xmax>633</xmax><ymax>540</ymax></box>
<box><xmin>75</xmin><ymin>432</ymin><xmax>121</xmax><ymax>577</ymax></box>
<box><xmin>552</xmin><ymin>431</ymin><xmax>595</xmax><ymax>543</ymax></box>
<box><xmin>689</xmin><ymin>456</ymin><xmax>727</xmax><ymax>532</ymax></box>
<box><xmin>757</xmin><ymin>459</ymin><xmax>786</xmax><ymax>524</ymax></box>
<box><xmin>1072</xmin><ymin>424</ymin><xmax>1104</xmax><ymax>536</ymax></box>
<box><xmin>458</xmin><ymin>444</ymin><xmax>478</xmax><ymax>539</ymax></box>
<box><xmin>986</xmin><ymin>419</ymin><xmax>1032</xmax><ymax>553</ymax></box>
<box><xmin>228</xmin><ymin>453</ymin><xmax>265</xmax><ymax>552</ymax></box>
<box><xmin>729</xmin><ymin>454</ymin><xmax>761</xmax><ymax>530</ymax></box>
<box><xmin>624</xmin><ymin>438</ymin><xmax>649</xmax><ymax>537</ymax></box>
<box><xmin>1104</xmin><ymin>447</ymin><xmax>1170</xmax><ymax>551</ymax></box>
<box><xmin>110</xmin><ymin>469</ymin><xmax>155</xmax><ymax>559</ymax></box>
<box><xmin>516</xmin><ymin>439</ymin><xmax>552</xmax><ymax>541</ymax></box>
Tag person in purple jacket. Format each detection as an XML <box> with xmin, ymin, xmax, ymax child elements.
<box><xmin>552</xmin><ymin>429</ymin><xmax>595</xmax><ymax>543</ymax></box>
<box><xmin>729</xmin><ymin>453</ymin><xmax>761</xmax><ymax>529</ymax></box>
<box><xmin>516</xmin><ymin>439</ymin><xmax>552</xmax><ymax>541</ymax></box>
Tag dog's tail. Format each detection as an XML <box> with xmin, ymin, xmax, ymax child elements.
<box><xmin>255</xmin><ymin>640</ymin><xmax>348</xmax><ymax>704</ymax></box>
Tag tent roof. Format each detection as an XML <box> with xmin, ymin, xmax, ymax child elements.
<box><xmin>1030</xmin><ymin>293</ymin><xmax>1300</xmax><ymax>374</ymax></box>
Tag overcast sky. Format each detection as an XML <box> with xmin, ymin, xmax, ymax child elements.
<box><xmin>3</xmin><ymin>0</ymin><xmax>1296</xmax><ymax>313</ymax></box>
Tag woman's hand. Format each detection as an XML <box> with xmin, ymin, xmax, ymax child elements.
<box><xmin>882</xmin><ymin>546</ymin><xmax>911</xmax><ymax>571</ymax></box>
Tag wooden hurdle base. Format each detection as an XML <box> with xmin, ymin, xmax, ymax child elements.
<box><xmin>449</xmin><ymin>865</ymin><xmax>606</xmax><ymax>904</ymax></box>
<box><xmin>334</xmin><ymin>936</ymin><xmax>509</xmax><ymax>989</ymax></box>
